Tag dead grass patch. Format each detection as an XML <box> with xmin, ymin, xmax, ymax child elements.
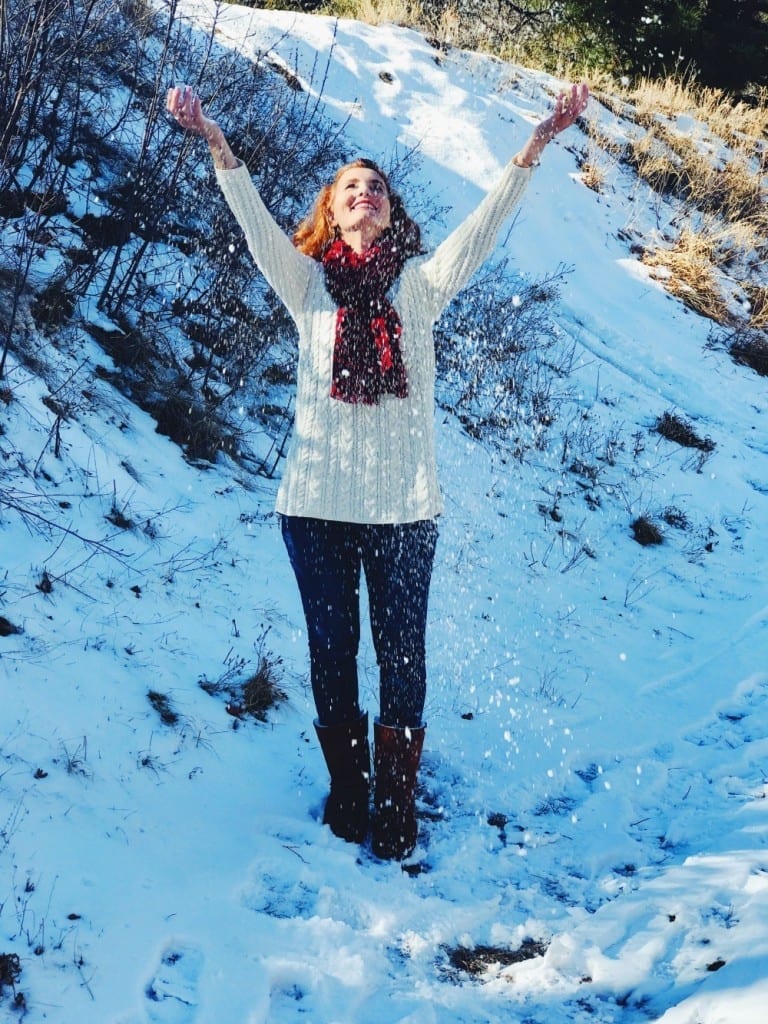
<box><xmin>0</xmin><ymin>952</ymin><xmax>21</xmax><ymax>992</ymax></box>
<box><xmin>715</xmin><ymin>157</ymin><xmax>766</xmax><ymax>224</ymax></box>
<box><xmin>729</xmin><ymin>332</ymin><xmax>768</xmax><ymax>376</ymax></box>
<box><xmin>445</xmin><ymin>937</ymin><xmax>549</xmax><ymax>977</ymax></box>
<box><xmin>631</xmin><ymin>515</ymin><xmax>664</xmax><ymax>546</ymax></box>
<box><xmin>654</xmin><ymin>411</ymin><xmax>715</xmax><ymax>452</ymax></box>
<box><xmin>599</xmin><ymin>84</ymin><xmax>766</xmax><ymax>251</ymax></box>
<box><xmin>147</xmin><ymin>690</ymin><xmax>180</xmax><ymax>727</ymax></box>
<box><xmin>199</xmin><ymin>636</ymin><xmax>285</xmax><ymax>722</ymax></box>
<box><xmin>661</xmin><ymin>505</ymin><xmax>691</xmax><ymax>530</ymax></box>
<box><xmin>621</xmin><ymin>76</ymin><xmax>768</xmax><ymax>147</ymax></box>
<box><xmin>580</xmin><ymin>161</ymin><xmax>603</xmax><ymax>191</ymax></box>
<box><xmin>321</xmin><ymin>0</ymin><xmax>422</xmax><ymax>27</ymax></box>
<box><xmin>642</xmin><ymin>227</ymin><xmax>731</xmax><ymax>323</ymax></box>
<box><xmin>746</xmin><ymin>286</ymin><xmax>768</xmax><ymax>330</ymax></box>
<box><xmin>0</xmin><ymin>615</ymin><xmax>23</xmax><ymax>637</ymax></box>
<box><xmin>626</xmin><ymin>129</ymin><xmax>690</xmax><ymax>196</ymax></box>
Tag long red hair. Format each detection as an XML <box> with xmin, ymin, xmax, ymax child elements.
<box><xmin>292</xmin><ymin>158</ymin><xmax>422</xmax><ymax>260</ymax></box>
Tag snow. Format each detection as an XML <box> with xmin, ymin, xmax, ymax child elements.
<box><xmin>2</xmin><ymin>2</ymin><xmax>767</xmax><ymax>1022</ymax></box>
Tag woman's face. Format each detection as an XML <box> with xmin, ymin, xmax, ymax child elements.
<box><xmin>330</xmin><ymin>166</ymin><xmax>391</xmax><ymax>245</ymax></box>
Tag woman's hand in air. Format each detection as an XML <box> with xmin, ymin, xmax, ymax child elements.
<box><xmin>166</xmin><ymin>85</ymin><xmax>240</xmax><ymax>169</ymax></box>
<box><xmin>513</xmin><ymin>82</ymin><xmax>589</xmax><ymax>168</ymax></box>
<box><xmin>166</xmin><ymin>84</ymin><xmax>218</xmax><ymax>141</ymax></box>
<box><xmin>537</xmin><ymin>82</ymin><xmax>590</xmax><ymax>142</ymax></box>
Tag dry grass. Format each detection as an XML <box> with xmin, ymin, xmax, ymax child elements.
<box><xmin>626</xmin><ymin>129</ymin><xmax>689</xmax><ymax>196</ymax></box>
<box><xmin>729</xmin><ymin>332</ymin><xmax>768</xmax><ymax>375</ymax></box>
<box><xmin>321</xmin><ymin>0</ymin><xmax>422</xmax><ymax>27</ymax></box>
<box><xmin>580</xmin><ymin>159</ymin><xmax>604</xmax><ymax>192</ymax></box>
<box><xmin>620</xmin><ymin>75</ymin><xmax>768</xmax><ymax>147</ymax></box>
<box><xmin>641</xmin><ymin>226</ymin><xmax>732</xmax><ymax>323</ymax></box>
<box><xmin>654</xmin><ymin>411</ymin><xmax>715</xmax><ymax>452</ymax></box>
<box><xmin>716</xmin><ymin>157</ymin><xmax>767</xmax><ymax>225</ymax></box>
<box><xmin>627</xmin><ymin>131</ymin><xmax>766</xmax><ymax>241</ymax></box>
<box><xmin>605</xmin><ymin>88</ymin><xmax>767</xmax><ymax>330</ymax></box>
<box><xmin>445</xmin><ymin>938</ymin><xmax>548</xmax><ymax>976</ymax></box>
<box><xmin>745</xmin><ymin>285</ymin><xmax>768</xmax><ymax>330</ymax></box>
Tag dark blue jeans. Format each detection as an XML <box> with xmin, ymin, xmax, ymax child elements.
<box><xmin>280</xmin><ymin>516</ymin><xmax>439</xmax><ymax>729</ymax></box>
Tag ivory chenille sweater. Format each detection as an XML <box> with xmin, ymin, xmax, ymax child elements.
<box><xmin>216</xmin><ymin>159</ymin><xmax>532</xmax><ymax>524</ymax></box>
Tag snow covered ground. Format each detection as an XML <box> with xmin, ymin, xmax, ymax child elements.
<box><xmin>1</xmin><ymin>3</ymin><xmax>767</xmax><ymax>1022</ymax></box>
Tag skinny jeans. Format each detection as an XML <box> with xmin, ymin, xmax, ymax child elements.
<box><xmin>280</xmin><ymin>516</ymin><xmax>438</xmax><ymax>729</ymax></box>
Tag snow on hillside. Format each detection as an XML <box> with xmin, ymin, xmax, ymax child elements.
<box><xmin>1</xmin><ymin>3</ymin><xmax>767</xmax><ymax>1022</ymax></box>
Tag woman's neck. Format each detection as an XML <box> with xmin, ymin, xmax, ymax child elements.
<box><xmin>340</xmin><ymin>227</ymin><xmax>380</xmax><ymax>254</ymax></box>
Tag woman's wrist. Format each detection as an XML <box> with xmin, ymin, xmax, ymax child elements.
<box><xmin>204</xmin><ymin>121</ymin><xmax>225</xmax><ymax>151</ymax></box>
<box><xmin>513</xmin><ymin>140</ymin><xmax>545</xmax><ymax>169</ymax></box>
<box><xmin>513</xmin><ymin>119</ymin><xmax>557</xmax><ymax>168</ymax></box>
<box><xmin>205</xmin><ymin>125</ymin><xmax>239</xmax><ymax>170</ymax></box>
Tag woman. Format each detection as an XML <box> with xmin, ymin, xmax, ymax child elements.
<box><xmin>167</xmin><ymin>78</ymin><xmax>588</xmax><ymax>860</ymax></box>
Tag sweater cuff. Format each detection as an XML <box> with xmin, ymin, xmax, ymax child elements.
<box><xmin>215</xmin><ymin>160</ymin><xmax>252</xmax><ymax>193</ymax></box>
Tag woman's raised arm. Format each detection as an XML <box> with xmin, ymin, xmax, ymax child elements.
<box><xmin>166</xmin><ymin>83</ymin><xmax>314</xmax><ymax>320</ymax></box>
<box><xmin>416</xmin><ymin>81</ymin><xmax>589</xmax><ymax>316</ymax></box>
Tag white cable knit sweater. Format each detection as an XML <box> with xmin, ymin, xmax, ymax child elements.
<box><xmin>216</xmin><ymin>159</ymin><xmax>531</xmax><ymax>524</ymax></box>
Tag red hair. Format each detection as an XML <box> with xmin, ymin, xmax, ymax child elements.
<box><xmin>292</xmin><ymin>158</ymin><xmax>422</xmax><ymax>260</ymax></box>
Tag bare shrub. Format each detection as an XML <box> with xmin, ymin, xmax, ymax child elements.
<box><xmin>729</xmin><ymin>331</ymin><xmax>768</xmax><ymax>376</ymax></box>
<box><xmin>0</xmin><ymin>0</ymin><xmax>356</xmax><ymax>465</ymax></box>
<box><xmin>199</xmin><ymin>630</ymin><xmax>285</xmax><ymax>722</ymax></box>
<box><xmin>654</xmin><ymin>411</ymin><xmax>715</xmax><ymax>452</ymax></box>
<box><xmin>435</xmin><ymin>260</ymin><xmax>573</xmax><ymax>447</ymax></box>
<box><xmin>631</xmin><ymin>515</ymin><xmax>663</xmax><ymax>546</ymax></box>
<box><xmin>149</xmin><ymin>391</ymin><xmax>243</xmax><ymax>463</ymax></box>
<box><xmin>445</xmin><ymin>937</ymin><xmax>548</xmax><ymax>977</ymax></box>
<box><xmin>0</xmin><ymin>0</ymin><xmax>135</xmax><ymax>375</ymax></box>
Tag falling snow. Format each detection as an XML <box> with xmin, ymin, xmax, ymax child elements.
<box><xmin>1</xmin><ymin>3</ymin><xmax>767</xmax><ymax>1023</ymax></box>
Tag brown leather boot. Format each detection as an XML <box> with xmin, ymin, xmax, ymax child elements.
<box><xmin>372</xmin><ymin>720</ymin><xmax>425</xmax><ymax>860</ymax></box>
<box><xmin>314</xmin><ymin>712</ymin><xmax>370</xmax><ymax>843</ymax></box>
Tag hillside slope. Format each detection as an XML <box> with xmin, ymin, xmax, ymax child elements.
<box><xmin>1</xmin><ymin>3</ymin><xmax>767</xmax><ymax>1022</ymax></box>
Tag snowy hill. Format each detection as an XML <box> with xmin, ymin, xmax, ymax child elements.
<box><xmin>1</xmin><ymin>2</ymin><xmax>767</xmax><ymax>1022</ymax></box>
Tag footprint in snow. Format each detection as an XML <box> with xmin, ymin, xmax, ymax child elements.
<box><xmin>143</xmin><ymin>943</ymin><xmax>203</xmax><ymax>1024</ymax></box>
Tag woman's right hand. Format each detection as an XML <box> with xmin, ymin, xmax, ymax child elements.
<box><xmin>166</xmin><ymin>84</ymin><xmax>217</xmax><ymax>140</ymax></box>
<box><xmin>166</xmin><ymin>84</ymin><xmax>240</xmax><ymax>169</ymax></box>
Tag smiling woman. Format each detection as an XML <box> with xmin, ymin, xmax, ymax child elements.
<box><xmin>166</xmin><ymin>80</ymin><xmax>588</xmax><ymax>861</ymax></box>
<box><xmin>292</xmin><ymin>156</ymin><xmax>422</xmax><ymax>261</ymax></box>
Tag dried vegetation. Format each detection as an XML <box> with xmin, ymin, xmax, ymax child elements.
<box><xmin>582</xmin><ymin>74</ymin><xmax>768</xmax><ymax>361</ymax></box>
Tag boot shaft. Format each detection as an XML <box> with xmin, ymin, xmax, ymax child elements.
<box><xmin>314</xmin><ymin>712</ymin><xmax>370</xmax><ymax>844</ymax></box>
<box><xmin>372</xmin><ymin>720</ymin><xmax>425</xmax><ymax>860</ymax></box>
<box><xmin>314</xmin><ymin>712</ymin><xmax>370</xmax><ymax>784</ymax></box>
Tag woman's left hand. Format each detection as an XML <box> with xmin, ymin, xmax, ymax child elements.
<box><xmin>539</xmin><ymin>82</ymin><xmax>590</xmax><ymax>141</ymax></box>
<box><xmin>513</xmin><ymin>82</ymin><xmax>590</xmax><ymax>168</ymax></box>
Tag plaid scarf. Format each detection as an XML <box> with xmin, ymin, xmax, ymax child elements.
<box><xmin>322</xmin><ymin>235</ymin><xmax>408</xmax><ymax>405</ymax></box>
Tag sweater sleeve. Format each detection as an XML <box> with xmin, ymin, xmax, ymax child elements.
<box><xmin>417</xmin><ymin>160</ymin><xmax>533</xmax><ymax>317</ymax></box>
<box><xmin>215</xmin><ymin>162</ymin><xmax>314</xmax><ymax>320</ymax></box>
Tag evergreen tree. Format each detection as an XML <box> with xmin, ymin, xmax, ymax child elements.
<box><xmin>558</xmin><ymin>0</ymin><xmax>768</xmax><ymax>90</ymax></box>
